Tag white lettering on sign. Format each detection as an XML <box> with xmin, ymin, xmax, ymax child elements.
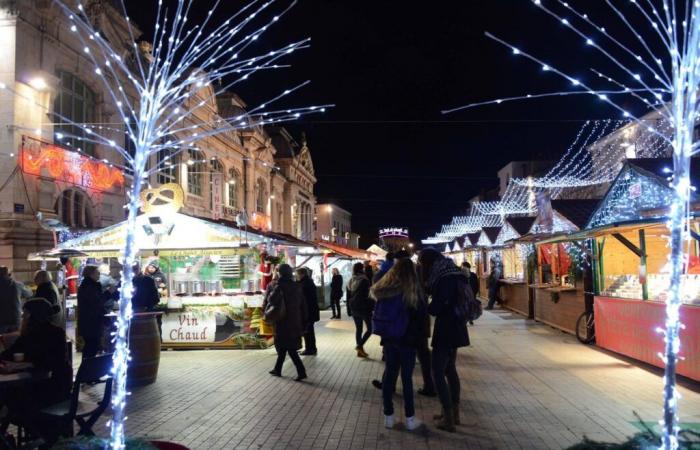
<box><xmin>212</xmin><ymin>172</ymin><xmax>223</xmax><ymax>220</ymax></box>
<box><xmin>162</xmin><ymin>312</ymin><xmax>216</xmax><ymax>343</ymax></box>
<box><xmin>379</xmin><ymin>227</ymin><xmax>409</xmax><ymax>238</ymax></box>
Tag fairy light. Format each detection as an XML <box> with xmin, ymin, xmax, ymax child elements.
<box><xmin>43</xmin><ymin>1</ymin><xmax>333</xmax><ymax>448</ymax></box>
<box><xmin>441</xmin><ymin>1</ymin><xmax>700</xmax><ymax>447</ymax></box>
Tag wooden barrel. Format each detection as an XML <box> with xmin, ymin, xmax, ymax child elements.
<box><xmin>127</xmin><ymin>312</ymin><xmax>162</xmax><ymax>386</ymax></box>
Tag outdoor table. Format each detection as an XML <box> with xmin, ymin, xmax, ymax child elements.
<box><xmin>0</xmin><ymin>367</ymin><xmax>50</xmax><ymax>450</ymax></box>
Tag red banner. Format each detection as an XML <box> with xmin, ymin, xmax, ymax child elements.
<box><xmin>20</xmin><ymin>136</ymin><xmax>124</xmax><ymax>194</ymax></box>
<box><xmin>594</xmin><ymin>296</ymin><xmax>700</xmax><ymax>381</ymax></box>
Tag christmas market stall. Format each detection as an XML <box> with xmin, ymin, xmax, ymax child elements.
<box><xmin>579</xmin><ymin>159</ymin><xmax>700</xmax><ymax>381</ymax></box>
<box><xmin>494</xmin><ymin>217</ymin><xmax>536</xmax><ymax>317</ymax></box>
<box><xmin>524</xmin><ymin>199</ymin><xmax>600</xmax><ymax>333</ymax></box>
<box><xmin>309</xmin><ymin>241</ymin><xmax>375</xmax><ymax>306</ymax></box>
<box><xmin>476</xmin><ymin>226</ymin><xmax>503</xmax><ymax>298</ymax></box>
<box><xmin>56</xmin><ymin>207</ymin><xmax>292</xmax><ymax>351</ymax></box>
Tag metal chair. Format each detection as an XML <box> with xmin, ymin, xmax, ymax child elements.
<box><xmin>39</xmin><ymin>353</ymin><xmax>113</xmax><ymax>437</ymax></box>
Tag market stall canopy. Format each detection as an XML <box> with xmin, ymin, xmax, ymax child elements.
<box><xmin>366</xmin><ymin>244</ymin><xmax>388</xmax><ymax>259</ymax></box>
<box><xmin>28</xmin><ymin>248</ymin><xmax>88</xmax><ymax>261</ymax></box>
<box><xmin>317</xmin><ymin>241</ymin><xmax>374</xmax><ymax>260</ymax></box>
<box><xmin>57</xmin><ymin>212</ymin><xmax>267</xmax><ymax>257</ymax></box>
<box><xmin>586</xmin><ymin>158</ymin><xmax>700</xmax><ymax>229</ymax></box>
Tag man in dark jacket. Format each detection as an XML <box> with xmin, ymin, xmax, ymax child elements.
<box><xmin>419</xmin><ymin>248</ymin><xmax>470</xmax><ymax>433</ymax></box>
<box><xmin>77</xmin><ymin>265</ymin><xmax>107</xmax><ymax>359</ymax></box>
<box><xmin>266</xmin><ymin>264</ymin><xmax>308</xmax><ymax>381</ymax></box>
<box><xmin>486</xmin><ymin>258</ymin><xmax>503</xmax><ymax>310</ymax></box>
<box><xmin>296</xmin><ymin>267</ymin><xmax>320</xmax><ymax>355</ymax></box>
<box><xmin>0</xmin><ymin>266</ymin><xmax>33</xmax><ymax>333</ymax></box>
<box><xmin>330</xmin><ymin>268</ymin><xmax>344</xmax><ymax>319</ymax></box>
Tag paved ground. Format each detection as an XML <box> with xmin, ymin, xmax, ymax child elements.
<box><xmin>89</xmin><ymin>308</ymin><xmax>700</xmax><ymax>450</ymax></box>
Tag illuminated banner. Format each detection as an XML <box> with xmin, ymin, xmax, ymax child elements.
<box><xmin>379</xmin><ymin>227</ymin><xmax>409</xmax><ymax>238</ymax></box>
<box><xmin>20</xmin><ymin>135</ymin><xmax>124</xmax><ymax>194</ymax></box>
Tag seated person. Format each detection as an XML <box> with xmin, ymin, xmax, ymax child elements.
<box><xmin>1</xmin><ymin>298</ymin><xmax>71</xmax><ymax>412</ymax></box>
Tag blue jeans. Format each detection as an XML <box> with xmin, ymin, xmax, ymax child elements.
<box><xmin>382</xmin><ymin>345</ymin><xmax>416</xmax><ymax>417</ymax></box>
<box><xmin>432</xmin><ymin>347</ymin><xmax>460</xmax><ymax>410</ymax></box>
<box><xmin>353</xmin><ymin>316</ymin><xmax>372</xmax><ymax>347</ymax></box>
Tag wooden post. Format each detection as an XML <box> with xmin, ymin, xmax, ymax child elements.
<box><xmin>639</xmin><ymin>229</ymin><xmax>648</xmax><ymax>300</ymax></box>
<box><xmin>598</xmin><ymin>237</ymin><xmax>606</xmax><ymax>293</ymax></box>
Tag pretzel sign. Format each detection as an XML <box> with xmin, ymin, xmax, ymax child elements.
<box><xmin>140</xmin><ymin>183</ymin><xmax>185</xmax><ymax>214</ymax></box>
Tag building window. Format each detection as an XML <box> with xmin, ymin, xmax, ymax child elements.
<box><xmin>156</xmin><ymin>145</ymin><xmax>178</xmax><ymax>185</ymax></box>
<box><xmin>256</xmin><ymin>179</ymin><xmax>266</xmax><ymax>213</ymax></box>
<box><xmin>227</xmin><ymin>168</ymin><xmax>240</xmax><ymax>209</ymax></box>
<box><xmin>187</xmin><ymin>149</ymin><xmax>204</xmax><ymax>196</ymax></box>
<box><xmin>54</xmin><ymin>71</ymin><xmax>96</xmax><ymax>156</ymax></box>
<box><xmin>55</xmin><ymin>189</ymin><xmax>94</xmax><ymax>229</ymax></box>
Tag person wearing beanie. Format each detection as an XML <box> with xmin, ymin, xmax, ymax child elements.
<box><xmin>1</xmin><ymin>298</ymin><xmax>71</xmax><ymax>426</ymax></box>
<box><xmin>418</xmin><ymin>248</ymin><xmax>470</xmax><ymax>433</ymax></box>
<box><xmin>265</xmin><ymin>264</ymin><xmax>308</xmax><ymax>381</ymax></box>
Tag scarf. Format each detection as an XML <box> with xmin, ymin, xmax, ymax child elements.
<box><xmin>427</xmin><ymin>257</ymin><xmax>464</xmax><ymax>291</ymax></box>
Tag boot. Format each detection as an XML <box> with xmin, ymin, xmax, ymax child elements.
<box><xmin>435</xmin><ymin>407</ymin><xmax>456</xmax><ymax>432</ymax></box>
<box><xmin>356</xmin><ymin>346</ymin><xmax>368</xmax><ymax>358</ymax></box>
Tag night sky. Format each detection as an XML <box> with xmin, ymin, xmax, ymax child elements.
<box><xmin>127</xmin><ymin>1</ymin><xmax>631</xmax><ymax>247</ymax></box>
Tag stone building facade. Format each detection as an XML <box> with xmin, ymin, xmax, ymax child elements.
<box><xmin>0</xmin><ymin>1</ymin><xmax>317</xmax><ymax>282</ymax></box>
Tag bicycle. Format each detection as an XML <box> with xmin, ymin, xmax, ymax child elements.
<box><xmin>575</xmin><ymin>310</ymin><xmax>595</xmax><ymax>344</ymax></box>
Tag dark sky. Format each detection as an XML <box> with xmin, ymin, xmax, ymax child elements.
<box><xmin>126</xmin><ymin>1</ymin><xmax>629</xmax><ymax>247</ymax></box>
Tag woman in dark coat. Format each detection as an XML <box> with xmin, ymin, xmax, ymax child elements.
<box><xmin>265</xmin><ymin>264</ymin><xmax>308</xmax><ymax>381</ymax></box>
<box><xmin>34</xmin><ymin>270</ymin><xmax>63</xmax><ymax>328</ymax></box>
<box><xmin>419</xmin><ymin>248</ymin><xmax>470</xmax><ymax>433</ymax></box>
<box><xmin>347</xmin><ymin>262</ymin><xmax>373</xmax><ymax>358</ymax></box>
<box><xmin>77</xmin><ymin>265</ymin><xmax>106</xmax><ymax>359</ymax></box>
<box><xmin>330</xmin><ymin>268</ymin><xmax>343</xmax><ymax>319</ymax></box>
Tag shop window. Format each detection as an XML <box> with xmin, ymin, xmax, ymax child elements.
<box><xmin>255</xmin><ymin>179</ymin><xmax>266</xmax><ymax>213</ymax></box>
<box><xmin>156</xmin><ymin>145</ymin><xmax>178</xmax><ymax>185</ymax></box>
<box><xmin>55</xmin><ymin>189</ymin><xmax>94</xmax><ymax>229</ymax></box>
<box><xmin>187</xmin><ymin>149</ymin><xmax>204</xmax><ymax>196</ymax></box>
<box><xmin>53</xmin><ymin>71</ymin><xmax>96</xmax><ymax>156</ymax></box>
<box><xmin>227</xmin><ymin>168</ymin><xmax>240</xmax><ymax>209</ymax></box>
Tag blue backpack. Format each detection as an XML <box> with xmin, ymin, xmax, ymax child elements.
<box><xmin>372</xmin><ymin>296</ymin><xmax>409</xmax><ymax>338</ymax></box>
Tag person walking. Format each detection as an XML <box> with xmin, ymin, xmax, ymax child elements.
<box><xmin>34</xmin><ymin>270</ymin><xmax>63</xmax><ymax>328</ymax></box>
<box><xmin>0</xmin><ymin>266</ymin><xmax>32</xmax><ymax>334</ymax></box>
<box><xmin>347</xmin><ymin>262</ymin><xmax>373</xmax><ymax>357</ymax></box>
<box><xmin>419</xmin><ymin>248</ymin><xmax>470</xmax><ymax>433</ymax></box>
<box><xmin>371</xmin><ymin>258</ymin><xmax>427</xmax><ymax>431</ymax></box>
<box><xmin>77</xmin><ymin>265</ymin><xmax>107</xmax><ymax>359</ymax></box>
<box><xmin>296</xmin><ymin>267</ymin><xmax>320</xmax><ymax>355</ymax></box>
<box><xmin>330</xmin><ymin>268</ymin><xmax>343</xmax><ymax>319</ymax></box>
<box><xmin>265</xmin><ymin>264</ymin><xmax>308</xmax><ymax>381</ymax></box>
<box><xmin>486</xmin><ymin>258</ymin><xmax>502</xmax><ymax>310</ymax></box>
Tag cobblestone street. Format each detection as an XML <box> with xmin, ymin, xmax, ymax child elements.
<box><xmin>101</xmin><ymin>309</ymin><xmax>700</xmax><ymax>450</ymax></box>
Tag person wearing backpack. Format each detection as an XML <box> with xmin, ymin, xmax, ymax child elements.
<box><xmin>264</xmin><ymin>264</ymin><xmax>308</xmax><ymax>381</ymax></box>
<box><xmin>347</xmin><ymin>262</ymin><xmax>373</xmax><ymax>358</ymax></box>
<box><xmin>370</xmin><ymin>258</ymin><xmax>426</xmax><ymax>431</ymax></box>
<box><xmin>418</xmin><ymin>248</ymin><xmax>470</xmax><ymax>433</ymax></box>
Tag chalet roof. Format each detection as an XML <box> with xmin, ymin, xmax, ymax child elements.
<box><xmin>483</xmin><ymin>226</ymin><xmax>502</xmax><ymax>244</ymax></box>
<box><xmin>506</xmin><ymin>216</ymin><xmax>536</xmax><ymax>236</ymax></box>
<box><xmin>551</xmin><ymin>199</ymin><xmax>601</xmax><ymax>229</ymax></box>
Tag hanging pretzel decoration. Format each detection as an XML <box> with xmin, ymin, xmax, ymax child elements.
<box><xmin>140</xmin><ymin>183</ymin><xmax>185</xmax><ymax>214</ymax></box>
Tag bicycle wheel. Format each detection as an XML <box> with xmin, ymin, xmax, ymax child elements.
<box><xmin>575</xmin><ymin>311</ymin><xmax>595</xmax><ymax>344</ymax></box>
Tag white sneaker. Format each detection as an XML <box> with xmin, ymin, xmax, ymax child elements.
<box><xmin>406</xmin><ymin>416</ymin><xmax>422</xmax><ymax>431</ymax></box>
<box><xmin>384</xmin><ymin>414</ymin><xmax>395</xmax><ymax>429</ymax></box>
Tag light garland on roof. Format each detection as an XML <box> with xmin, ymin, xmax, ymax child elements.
<box><xmin>443</xmin><ymin>1</ymin><xmax>700</xmax><ymax>447</ymax></box>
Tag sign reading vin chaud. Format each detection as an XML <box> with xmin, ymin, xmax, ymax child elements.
<box><xmin>162</xmin><ymin>312</ymin><xmax>216</xmax><ymax>343</ymax></box>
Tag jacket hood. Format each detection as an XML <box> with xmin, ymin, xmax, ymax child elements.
<box><xmin>370</xmin><ymin>283</ymin><xmax>403</xmax><ymax>300</ymax></box>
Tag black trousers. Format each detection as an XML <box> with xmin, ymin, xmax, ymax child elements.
<box><xmin>274</xmin><ymin>347</ymin><xmax>306</xmax><ymax>376</ymax></box>
<box><xmin>330</xmin><ymin>296</ymin><xmax>342</xmax><ymax>317</ymax></box>
<box><xmin>81</xmin><ymin>336</ymin><xmax>101</xmax><ymax>360</ymax></box>
<box><xmin>303</xmin><ymin>323</ymin><xmax>317</xmax><ymax>352</ymax></box>
<box><xmin>417</xmin><ymin>337</ymin><xmax>435</xmax><ymax>392</ymax></box>
<box><xmin>432</xmin><ymin>347</ymin><xmax>460</xmax><ymax>411</ymax></box>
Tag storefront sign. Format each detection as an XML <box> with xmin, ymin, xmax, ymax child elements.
<box><xmin>212</xmin><ymin>173</ymin><xmax>223</xmax><ymax>220</ymax></box>
<box><xmin>20</xmin><ymin>135</ymin><xmax>124</xmax><ymax>194</ymax></box>
<box><xmin>594</xmin><ymin>296</ymin><xmax>700</xmax><ymax>381</ymax></box>
<box><xmin>379</xmin><ymin>227</ymin><xmax>409</xmax><ymax>238</ymax></box>
<box><xmin>628</xmin><ymin>182</ymin><xmax>642</xmax><ymax>199</ymax></box>
<box><xmin>162</xmin><ymin>312</ymin><xmax>216</xmax><ymax>343</ymax></box>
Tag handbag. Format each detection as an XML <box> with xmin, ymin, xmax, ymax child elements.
<box><xmin>264</xmin><ymin>287</ymin><xmax>286</xmax><ymax>322</ymax></box>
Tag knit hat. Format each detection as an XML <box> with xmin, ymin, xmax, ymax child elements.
<box><xmin>23</xmin><ymin>298</ymin><xmax>59</xmax><ymax>323</ymax></box>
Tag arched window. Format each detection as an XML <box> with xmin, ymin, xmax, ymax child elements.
<box><xmin>186</xmin><ymin>149</ymin><xmax>204</xmax><ymax>196</ymax></box>
<box><xmin>54</xmin><ymin>71</ymin><xmax>96</xmax><ymax>156</ymax></box>
<box><xmin>55</xmin><ymin>189</ymin><xmax>94</xmax><ymax>229</ymax></box>
<box><xmin>227</xmin><ymin>168</ymin><xmax>240</xmax><ymax>209</ymax></box>
<box><xmin>255</xmin><ymin>179</ymin><xmax>266</xmax><ymax>213</ymax></box>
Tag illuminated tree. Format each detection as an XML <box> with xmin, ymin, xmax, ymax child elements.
<box><xmin>444</xmin><ymin>2</ymin><xmax>699</xmax><ymax>448</ymax></box>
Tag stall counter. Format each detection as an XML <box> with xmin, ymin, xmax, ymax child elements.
<box><xmin>532</xmin><ymin>284</ymin><xmax>585</xmax><ymax>335</ymax></box>
<box><xmin>594</xmin><ymin>296</ymin><xmax>700</xmax><ymax>382</ymax></box>
<box><xmin>500</xmin><ymin>279</ymin><xmax>531</xmax><ymax>318</ymax></box>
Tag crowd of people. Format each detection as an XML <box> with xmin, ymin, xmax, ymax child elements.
<box><xmin>261</xmin><ymin>248</ymin><xmax>478</xmax><ymax>433</ymax></box>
